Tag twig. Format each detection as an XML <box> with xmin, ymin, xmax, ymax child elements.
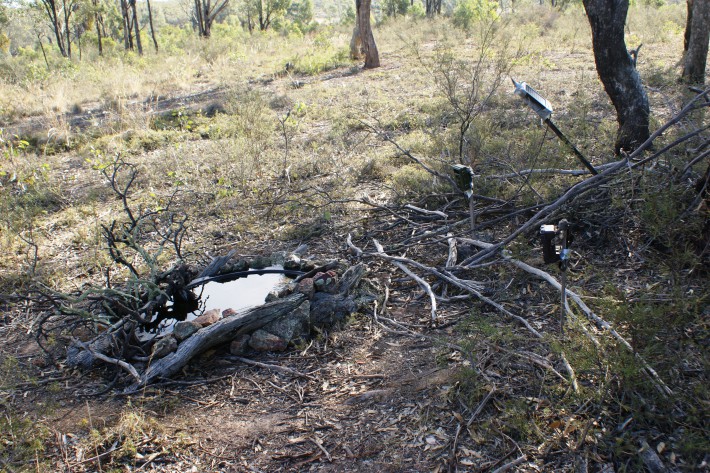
<box><xmin>74</xmin><ymin>339</ymin><xmax>141</xmax><ymax>383</ymax></box>
<box><xmin>75</xmin><ymin>439</ymin><xmax>119</xmax><ymax>465</ymax></box>
<box><xmin>346</xmin><ymin>233</ymin><xmax>363</xmax><ymax>257</ymax></box>
<box><xmin>560</xmin><ymin>352</ymin><xmax>580</xmax><ymax>393</ymax></box>
<box><xmin>404</xmin><ymin>204</ymin><xmax>448</xmax><ymax>219</ymax></box>
<box><xmin>495</xmin><ymin>346</ymin><xmax>568</xmax><ymax>383</ymax></box>
<box><xmin>488</xmin><ymin>164</ymin><xmax>618</xmax><ymax>179</ymax></box>
<box><xmin>230</xmin><ymin>356</ymin><xmax>314</xmax><ymax>380</ymax></box>
<box><xmin>449</xmin><ymin>423</ymin><xmax>463</xmax><ymax>470</ymax></box>
<box><xmin>373</xmin><ymin>239</ymin><xmax>438</xmax><ymax>323</ymax></box>
<box><xmin>490</xmin><ymin>455</ymin><xmax>526</xmax><ymax>473</ymax></box>
<box><xmin>460</xmin><ymin>238</ymin><xmax>673</xmax><ymax>396</ymax></box>
<box><xmin>311</xmin><ymin>437</ymin><xmax>332</xmax><ymax>462</ymax></box>
<box><xmin>467</xmin><ymin>385</ymin><xmax>496</xmax><ymax>426</ymax></box>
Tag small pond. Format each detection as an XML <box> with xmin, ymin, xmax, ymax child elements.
<box><xmin>148</xmin><ymin>266</ymin><xmax>297</xmax><ymax>335</ymax></box>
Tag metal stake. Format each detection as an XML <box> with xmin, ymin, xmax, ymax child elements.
<box><xmin>544</xmin><ymin>119</ymin><xmax>598</xmax><ymax>175</ymax></box>
<box><xmin>558</xmin><ymin>219</ymin><xmax>569</xmax><ymax>335</ymax></box>
<box><xmin>512</xmin><ymin>79</ymin><xmax>598</xmax><ymax>175</ymax></box>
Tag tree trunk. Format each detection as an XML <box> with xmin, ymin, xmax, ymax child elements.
<box><xmin>38</xmin><ymin>33</ymin><xmax>50</xmax><ymax>69</ymax></box>
<box><xmin>146</xmin><ymin>0</ymin><xmax>159</xmax><ymax>52</ymax></box>
<box><xmin>258</xmin><ymin>0</ymin><xmax>268</xmax><ymax>30</ymax></box>
<box><xmin>583</xmin><ymin>0</ymin><xmax>650</xmax><ymax>154</ymax></box>
<box><xmin>357</xmin><ymin>0</ymin><xmax>380</xmax><ymax>69</ymax></box>
<box><xmin>62</xmin><ymin>0</ymin><xmax>72</xmax><ymax>58</ymax></box>
<box><xmin>682</xmin><ymin>0</ymin><xmax>710</xmax><ymax>85</ymax></box>
<box><xmin>131</xmin><ymin>0</ymin><xmax>143</xmax><ymax>55</ymax></box>
<box><xmin>95</xmin><ymin>12</ymin><xmax>103</xmax><ymax>56</ymax></box>
<box><xmin>350</xmin><ymin>19</ymin><xmax>363</xmax><ymax>60</ymax></box>
<box><xmin>121</xmin><ymin>0</ymin><xmax>131</xmax><ymax>49</ymax></box>
<box><xmin>42</xmin><ymin>0</ymin><xmax>68</xmax><ymax>57</ymax></box>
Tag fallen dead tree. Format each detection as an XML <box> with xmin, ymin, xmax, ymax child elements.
<box><xmin>135</xmin><ymin>293</ymin><xmax>308</xmax><ymax>388</ymax></box>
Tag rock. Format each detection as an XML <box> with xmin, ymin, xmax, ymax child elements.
<box><xmin>313</xmin><ymin>270</ymin><xmax>338</xmax><ymax>292</ymax></box>
<box><xmin>230</xmin><ymin>334</ymin><xmax>251</xmax><ymax>355</ymax></box>
<box><xmin>310</xmin><ymin>292</ymin><xmax>357</xmax><ymax>328</ymax></box>
<box><xmin>265</xmin><ymin>290</ymin><xmax>280</xmax><ymax>303</ymax></box>
<box><xmin>300</xmin><ymin>260</ymin><xmax>316</xmax><ymax>271</ymax></box>
<box><xmin>283</xmin><ymin>254</ymin><xmax>301</xmax><ymax>270</ymax></box>
<box><xmin>220</xmin><ymin>259</ymin><xmax>249</xmax><ymax>274</ymax></box>
<box><xmin>296</xmin><ymin>278</ymin><xmax>314</xmax><ymax>298</ymax></box>
<box><xmin>277</xmin><ymin>284</ymin><xmax>292</xmax><ymax>298</ymax></box>
<box><xmin>263</xmin><ymin>301</ymin><xmax>311</xmax><ymax>344</ymax></box>
<box><xmin>152</xmin><ymin>336</ymin><xmax>178</xmax><ymax>358</ymax></box>
<box><xmin>194</xmin><ymin>308</ymin><xmax>221</xmax><ymax>327</ymax></box>
<box><xmin>249</xmin><ymin>255</ymin><xmax>272</xmax><ymax>269</ymax></box>
<box><xmin>173</xmin><ymin>321</ymin><xmax>201</xmax><ymax>341</ymax></box>
<box><xmin>222</xmin><ymin>308</ymin><xmax>238</xmax><ymax>317</ymax></box>
<box><xmin>271</xmin><ymin>251</ymin><xmax>286</xmax><ymax>266</ymax></box>
<box><xmin>249</xmin><ymin>330</ymin><xmax>288</xmax><ymax>352</ymax></box>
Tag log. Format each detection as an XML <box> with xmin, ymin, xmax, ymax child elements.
<box><xmin>132</xmin><ymin>293</ymin><xmax>307</xmax><ymax>388</ymax></box>
<box><xmin>310</xmin><ymin>263</ymin><xmax>367</xmax><ymax>327</ymax></box>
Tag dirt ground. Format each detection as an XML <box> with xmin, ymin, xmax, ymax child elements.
<box><xmin>2</xmin><ymin>11</ymin><xmax>708</xmax><ymax>472</ymax></box>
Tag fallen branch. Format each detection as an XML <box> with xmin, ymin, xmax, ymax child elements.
<box><xmin>462</xmin><ymin>90</ymin><xmax>710</xmax><ymax>267</ymax></box>
<box><xmin>74</xmin><ymin>339</ymin><xmax>141</xmax><ymax>383</ymax></box>
<box><xmin>355</xmin><ymin>235</ymin><xmax>540</xmax><ymax>338</ymax></box>
<box><xmin>490</xmin><ymin>455</ymin><xmax>527</xmax><ymax>473</ymax></box>
<box><xmin>131</xmin><ymin>293</ymin><xmax>308</xmax><ymax>389</ymax></box>
<box><xmin>346</xmin><ymin>233</ymin><xmax>363</xmax><ymax>258</ymax></box>
<box><xmin>373</xmin><ymin>239</ymin><xmax>437</xmax><ymax>323</ymax></box>
<box><xmin>404</xmin><ymin>204</ymin><xmax>448</xmax><ymax>219</ymax></box>
<box><xmin>460</xmin><ymin>237</ymin><xmax>673</xmax><ymax>397</ymax></box>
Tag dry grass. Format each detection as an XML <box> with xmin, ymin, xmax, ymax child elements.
<box><xmin>2</xmin><ymin>3</ymin><xmax>707</xmax><ymax>472</ymax></box>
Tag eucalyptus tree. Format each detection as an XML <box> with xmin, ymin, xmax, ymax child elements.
<box><xmin>255</xmin><ymin>0</ymin><xmax>290</xmax><ymax>30</ymax></box>
<box><xmin>350</xmin><ymin>0</ymin><xmax>378</xmax><ymax>68</ymax></box>
<box><xmin>119</xmin><ymin>0</ymin><xmax>142</xmax><ymax>53</ymax></box>
<box><xmin>238</xmin><ymin>0</ymin><xmax>290</xmax><ymax>32</ymax></box>
<box><xmin>583</xmin><ymin>0</ymin><xmax>649</xmax><ymax>154</ymax></box>
<box><xmin>35</xmin><ymin>0</ymin><xmax>77</xmax><ymax>57</ymax></box>
<box><xmin>287</xmin><ymin>0</ymin><xmax>313</xmax><ymax>30</ymax></box>
<box><xmin>682</xmin><ymin>0</ymin><xmax>710</xmax><ymax>85</ymax></box>
<box><xmin>425</xmin><ymin>0</ymin><xmax>441</xmax><ymax>16</ymax></box>
<box><xmin>0</xmin><ymin>2</ymin><xmax>8</xmax><ymax>53</ymax></box>
<box><xmin>194</xmin><ymin>0</ymin><xmax>229</xmax><ymax>37</ymax></box>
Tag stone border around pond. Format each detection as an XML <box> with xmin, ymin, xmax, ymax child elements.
<box><xmin>150</xmin><ymin>253</ymin><xmax>357</xmax><ymax>361</ymax></box>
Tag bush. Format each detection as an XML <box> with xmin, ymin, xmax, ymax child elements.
<box><xmin>409</xmin><ymin>2</ymin><xmax>426</xmax><ymax>18</ymax></box>
<box><xmin>382</xmin><ymin>0</ymin><xmax>410</xmax><ymax>18</ymax></box>
<box><xmin>452</xmin><ymin>0</ymin><xmax>499</xmax><ymax>29</ymax></box>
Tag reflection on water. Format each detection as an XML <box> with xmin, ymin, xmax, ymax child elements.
<box><xmin>146</xmin><ymin>266</ymin><xmax>292</xmax><ymax>335</ymax></box>
<box><xmin>199</xmin><ymin>267</ymin><xmax>290</xmax><ymax>314</ymax></box>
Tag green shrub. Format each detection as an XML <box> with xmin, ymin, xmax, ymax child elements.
<box><xmin>452</xmin><ymin>0</ymin><xmax>499</xmax><ymax>29</ymax></box>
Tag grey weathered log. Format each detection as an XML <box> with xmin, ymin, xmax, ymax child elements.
<box><xmin>66</xmin><ymin>330</ymin><xmax>120</xmax><ymax>370</ymax></box>
<box><xmin>132</xmin><ymin>293</ymin><xmax>307</xmax><ymax>388</ymax></box>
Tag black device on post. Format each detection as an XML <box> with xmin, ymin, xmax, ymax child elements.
<box><xmin>539</xmin><ymin>221</ymin><xmax>573</xmax><ymax>267</ymax></box>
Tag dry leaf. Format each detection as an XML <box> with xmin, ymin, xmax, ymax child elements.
<box><xmin>460</xmin><ymin>448</ymin><xmax>482</xmax><ymax>458</ymax></box>
<box><xmin>657</xmin><ymin>442</ymin><xmax>665</xmax><ymax>454</ymax></box>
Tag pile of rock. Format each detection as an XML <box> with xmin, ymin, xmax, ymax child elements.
<box><xmin>150</xmin><ymin>256</ymin><xmax>357</xmax><ymax>361</ymax></box>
